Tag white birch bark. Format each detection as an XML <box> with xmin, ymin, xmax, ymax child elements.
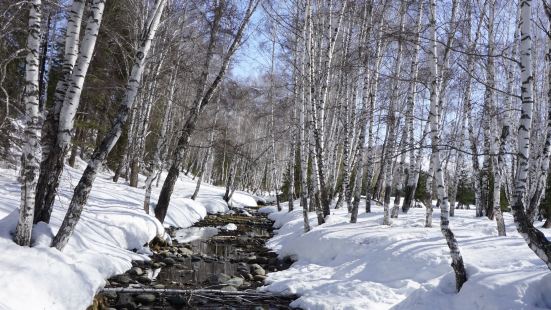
<box><xmin>485</xmin><ymin>0</ymin><xmax>506</xmax><ymax>236</ymax></box>
<box><xmin>402</xmin><ymin>0</ymin><xmax>424</xmax><ymax>213</ymax></box>
<box><xmin>57</xmin><ymin>0</ymin><xmax>105</xmax><ymax>151</ymax></box>
<box><xmin>506</xmin><ymin>0</ymin><xmax>551</xmax><ymax>271</ymax></box>
<box><xmin>14</xmin><ymin>0</ymin><xmax>42</xmax><ymax>246</ymax></box>
<box><xmin>298</xmin><ymin>0</ymin><xmax>311</xmax><ymax>232</ymax></box>
<box><xmin>429</xmin><ymin>0</ymin><xmax>467</xmax><ymax>291</ymax></box>
<box><xmin>34</xmin><ymin>0</ymin><xmax>86</xmax><ymax>223</ymax></box>
<box><xmin>51</xmin><ymin>0</ymin><xmax>167</xmax><ymax>250</ymax></box>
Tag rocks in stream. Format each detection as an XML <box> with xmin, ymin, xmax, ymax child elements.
<box><xmin>129</xmin><ymin>267</ymin><xmax>144</xmax><ymax>276</ymax></box>
<box><xmin>250</xmin><ymin>263</ymin><xmax>266</xmax><ymax>276</ymax></box>
<box><xmin>220</xmin><ymin>285</ymin><xmax>238</xmax><ymax>292</ymax></box>
<box><xmin>135</xmin><ymin>293</ymin><xmax>156</xmax><ymax>303</ymax></box>
<box><xmin>163</xmin><ymin>257</ymin><xmax>176</xmax><ymax>266</ymax></box>
<box><xmin>166</xmin><ymin>294</ymin><xmax>187</xmax><ymax>307</ymax></box>
<box><xmin>110</xmin><ymin>275</ymin><xmax>132</xmax><ymax>285</ymax></box>
<box><xmin>100</xmin><ymin>212</ymin><xmax>295</xmax><ymax>309</ymax></box>
<box><xmin>208</xmin><ymin>273</ymin><xmax>232</xmax><ymax>285</ymax></box>
<box><xmin>178</xmin><ymin>247</ymin><xmax>193</xmax><ymax>256</ymax></box>
<box><xmin>226</xmin><ymin>277</ymin><xmax>245</xmax><ymax>287</ymax></box>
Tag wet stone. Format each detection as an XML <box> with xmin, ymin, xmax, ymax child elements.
<box><xmin>163</xmin><ymin>258</ymin><xmax>176</xmax><ymax>266</ymax></box>
<box><xmin>254</xmin><ymin>274</ymin><xmax>267</xmax><ymax>281</ymax></box>
<box><xmin>130</xmin><ymin>267</ymin><xmax>143</xmax><ymax>276</ymax></box>
<box><xmin>102</xmin><ymin>291</ymin><xmax>118</xmax><ymax>299</ymax></box>
<box><xmin>166</xmin><ymin>294</ymin><xmax>186</xmax><ymax>307</ymax></box>
<box><xmin>135</xmin><ymin>293</ymin><xmax>156</xmax><ymax>303</ymax></box>
<box><xmin>111</xmin><ymin>275</ymin><xmax>131</xmax><ymax>285</ymax></box>
<box><xmin>137</xmin><ymin>276</ymin><xmax>151</xmax><ymax>284</ymax></box>
<box><xmin>208</xmin><ymin>273</ymin><xmax>231</xmax><ymax>285</ymax></box>
<box><xmin>250</xmin><ymin>264</ymin><xmax>266</xmax><ymax>276</ymax></box>
<box><xmin>226</xmin><ymin>277</ymin><xmax>244</xmax><ymax>287</ymax></box>
<box><xmin>220</xmin><ymin>285</ymin><xmax>238</xmax><ymax>292</ymax></box>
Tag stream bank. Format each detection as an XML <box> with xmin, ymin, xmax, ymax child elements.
<box><xmin>90</xmin><ymin>207</ymin><xmax>296</xmax><ymax>309</ymax></box>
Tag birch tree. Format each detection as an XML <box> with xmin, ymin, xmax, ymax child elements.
<box><xmin>428</xmin><ymin>0</ymin><xmax>467</xmax><ymax>291</ymax></box>
<box><xmin>51</xmin><ymin>0</ymin><xmax>167</xmax><ymax>250</ymax></box>
<box><xmin>14</xmin><ymin>0</ymin><xmax>42</xmax><ymax>246</ymax></box>
<box><xmin>34</xmin><ymin>0</ymin><xmax>105</xmax><ymax>224</ymax></box>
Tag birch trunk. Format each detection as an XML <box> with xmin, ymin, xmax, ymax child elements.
<box><xmin>14</xmin><ymin>0</ymin><xmax>42</xmax><ymax>246</ymax></box>
<box><xmin>191</xmin><ymin>101</ymin><xmax>219</xmax><ymax>201</ymax></box>
<box><xmin>298</xmin><ymin>0</ymin><xmax>311</xmax><ymax>232</ymax></box>
<box><xmin>143</xmin><ymin>66</ymin><xmax>178</xmax><ymax>213</ymax></box>
<box><xmin>35</xmin><ymin>0</ymin><xmax>105</xmax><ymax>224</ymax></box>
<box><xmin>402</xmin><ymin>0</ymin><xmax>424</xmax><ymax>213</ymax></box>
<box><xmin>507</xmin><ymin>0</ymin><xmax>551</xmax><ymax>271</ymax></box>
<box><xmin>34</xmin><ymin>0</ymin><xmax>86</xmax><ymax>223</ymax></box>
<box><xmin>484</xmin><ymin>0</ymin><xmax>506</xmax><ymax>235</ymax></box>
<box><xmin>429</xmin><ymin>0</ymin><xmax>467</xmax><ymax>291</ymax></box>
<box><xmin>51</xmin><ymin>0</ymin><xmax>166</xmax><ymax>250</ymax></box>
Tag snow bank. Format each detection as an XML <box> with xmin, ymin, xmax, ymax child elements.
<box><xmin>0</xmin><ymin>158</ymin><xmax>256</xmax><ymax>310</ymax></box>
<box><xmin>263</xmin><ymin>201</ymin><xmax>551</xmax><ymax>310</ymax></box>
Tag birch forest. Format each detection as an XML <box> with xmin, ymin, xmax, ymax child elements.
<box><xmin>4</xmin><ymin>0</ymin><xmax>551</xmax><ymax>309</ymax></box>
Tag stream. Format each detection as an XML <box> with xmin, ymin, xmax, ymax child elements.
<box><xmin>91</xmin><ymin>207</ymin><xmax>296</xmax><ymax>309</ymax></box>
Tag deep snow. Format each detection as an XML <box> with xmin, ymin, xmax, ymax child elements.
<box><xmin>261</xmin><ymin>201</ymin><xmax>551</xmax><ymax>310</ymax></box>
<box><xmin>0</xmin><ymin>158</ymin><xmax>258</xmax><ymax>310</ymax></box>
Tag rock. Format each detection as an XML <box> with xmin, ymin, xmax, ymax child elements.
<box><xmin>135</xmin><ymin>293</ymin><xmax>156</xmax><ymax>304</ymax></box>
<box><xmin>245</xmin><ymin>273</ymin><xmax>254</xmax><ymax>281</ymax></box>
<box><xmin>253</xmin><ymin>275</ymin><xmax>267</xmax><ymax>281</ymax></box>
<box><xmin>191</xmin><ymin>255</ymin><xmax>202</xmax><ymax>262</ymax></box>
<box><xmin>153</xmin><ymin>284</ymin><xmax>165</xmax><ymax>289</ymax></box>
<box><xmin>226</xmin><ymin>277</ymin><xmax>244</xmax><ymax>287</ymax></box>
<box><xmin>167</xmin><ymin>294</ymin><xmax>186</xmax><ymax>306</ymax></box>
<box><xmin>102</xmin><ymin>291</ymin><xmax>118</xmax><ymax>299</ymax></box>
<box><xmin>136</xmin><ymin>276</ymin><xmax>152</xmax><ymax>284</ymax></box>
<box><xmin>220</xmin><ymin>285</ymin><xmax>238</xmax><ymax>292</ymax></box>
<box><xmin>152</xmin><ymin>263</ymin><xmax>162</xmax><ymax>268</ymax></box>
<box><xmin>111</xmin><ymin>275</ymin><xmax>132</xmax><ymax>285</ymax></box>
<box><xmin>209</xmin><ymin>273</ymin><xmax>232</xmax><ymax>285</ymax></box>
<box><xmin>161</xmin><ymin>251</ymin><xmax>170</xmax><ymax>257</ymax></box>
<box><xmin>116</xmin><ymin>300</ymin><xmax>137</xmax><ymax>310</ymax></box>
<box><xmin>130</xmin><ymin>267</ymin><xmax>144</xmax><ymax>276</ymax></box>
<box><xmin>178</xmin><ymin>247</ymin><xmax>193</xmax><ymax>256</ymax></box>
<box><xmin>246</xmin><ymin>255</ymin><xmax>257</xmax><ymax>262</ymax></box>
<box><xmin>163</xmin><ymin>258</ymin><xmax>176</xmax><ymax>266</ymax></box>
<box><xmin>250</xmin><ymin>264</ymin><xmax>265</xmax><ymax>276</ymax></box>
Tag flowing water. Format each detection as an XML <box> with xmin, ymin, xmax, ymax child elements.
<box><xmin>92</xmin><ymin>209</ymin><xmax>296</xmax><ymax>309</ymax></box>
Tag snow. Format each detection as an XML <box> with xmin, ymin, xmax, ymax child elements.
<box><xmin>220</xmin><ymin>223</ymin><xmax>238</xmax><ymax>231</ymax></box>
<box><xmin>0</xmin><ymin>158</ymin><xmax>259</xmax><ymax>310</ymax></box>
<box><xmin>174</xmin><ymin>227</ymin><xmax>219</xmax><ymax>243</ymax></box>
<box><xmin>263</xmin><ymin>201</ymin><xmax>551</xmax><ymax>310</ymax></box>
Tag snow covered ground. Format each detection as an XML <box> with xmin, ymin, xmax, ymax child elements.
<box><xmin>0</xmin><ymin>159</ymin><xmax>258</xmax><ymax>310</ymax></box>
<box><xmin>261</xmin><ymin>201</ymin><xmax>551</xmax><ymax>310</ymax></box>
